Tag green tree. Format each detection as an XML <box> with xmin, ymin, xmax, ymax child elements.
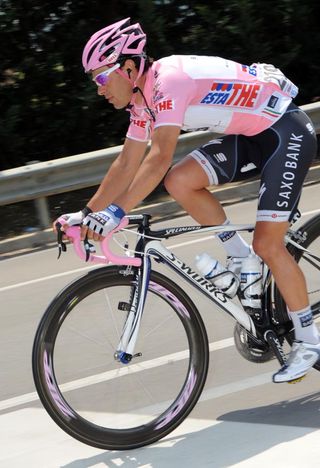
<box><xmin>1</xmin><ymin>0</ymin><xmax>319</xmax><ymax>170</ymax></box>
<box><xmin>0</xmin><ymin>0</ymin><xmax>168</xmax><ymax>169</ymax></box>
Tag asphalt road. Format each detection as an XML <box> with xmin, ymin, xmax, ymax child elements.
<box><xmin>1</xmin><ymin>184</ymin><xmax>320</xmax><ymax>468</ymax></box>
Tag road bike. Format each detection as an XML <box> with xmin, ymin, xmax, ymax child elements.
<box><xmin>32</xmin><ymin>211</ymin><xmax>320</xmax><ymax>450</ymax></box>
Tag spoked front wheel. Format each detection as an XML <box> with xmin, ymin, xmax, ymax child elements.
<box><xmin>32</xmin><ymin>266</ymin><xmax>209</xmax><ymax>450</ymax></box>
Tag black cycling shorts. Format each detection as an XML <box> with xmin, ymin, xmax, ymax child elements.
<box><xmin>190</xmin><ymin>103</ymin><xmax>317</xmax><ymax>222</ymax></box>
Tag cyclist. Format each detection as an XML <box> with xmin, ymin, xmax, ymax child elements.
<box><xmin>58</xmin><ymin>17</ymin><xmax>319</xmax><ymax>383</ymax></box>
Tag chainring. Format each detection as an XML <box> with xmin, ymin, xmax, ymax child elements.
<box><xmin>233</xmin><ymin>322</ymin><xmax>275</xmax><ymax>363</ymax></box>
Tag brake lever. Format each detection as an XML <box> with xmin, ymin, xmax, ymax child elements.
<box><xmin>83</xmin><ymin>234</ymin><xmax>96</xmax><ymax>262</ymax></box>
<box><xmin>56</xmin><ymin>222</ymin><xmax>67</xmax><ymax>259</ymax></box>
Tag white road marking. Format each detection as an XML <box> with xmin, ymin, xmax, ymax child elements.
<box><xmin>0</xmin><ymin>337</ymin><xmax>234</xmax><ymax>411</ymax></box>
<box><xmin>0</xmin><ymin>264</ymin><xmax>97</xmax><ymax>292</ymax></box>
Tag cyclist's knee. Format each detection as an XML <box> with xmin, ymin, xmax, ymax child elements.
<box><xmin>252</xmin><ymin>234</ymin><xmax>286</xmax><ymax>263</ymax></box>
<box><xmin>165</xmin><ymin>155</ymin><xmax>213</xmax><ymax>197</ymax></box>
<box><xmin>164</xmin><ymin>166</ymin><xmax>187</xmax><ymax>197</ymax></box>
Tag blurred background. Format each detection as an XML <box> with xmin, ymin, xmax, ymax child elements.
<box><xmin>1</xmin><ymin>0</ymin><xmax>320</xmax><ymax>239</ymax></box>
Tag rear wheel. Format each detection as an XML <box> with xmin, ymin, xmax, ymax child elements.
<box><xmin>32</xmin><ymin>266</ymin><xmax>209</xmax><ymax>450</ymax></box>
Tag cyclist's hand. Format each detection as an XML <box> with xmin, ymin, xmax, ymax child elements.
<box><xmin>53</xmin><ymin>208</ymin><xmax>92</xmax><ymax>240</ymax></box>
<box><xmin>82</xmin><ymin>204</ymin><xmax>125</xmax><ymax>241</ymax></box>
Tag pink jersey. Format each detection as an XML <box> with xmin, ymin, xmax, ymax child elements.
<box><xmin>126</xmin><ymin>55</ymin><xmax>298</xmax><ymax>142</ymax></box>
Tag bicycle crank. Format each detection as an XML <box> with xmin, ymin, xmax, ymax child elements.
<box><xmin>234</xmin><ymin>323</ymin><xmax>274</xmax><ymax>363</ymax></box>
<box><xmin>264</xmin><ymin>329</ymin><xmax>287</xmax><ymax>366</ymax></box>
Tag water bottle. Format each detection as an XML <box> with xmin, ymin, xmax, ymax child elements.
<box><xmin>195</xmin><ymin>253</ymin><xmax>239</xmax><ymax>298</ymax></box>
<box><xmin>240</xmin><ymin>254</ymin><xmax>262</xmax><ymax>309</ymax></box>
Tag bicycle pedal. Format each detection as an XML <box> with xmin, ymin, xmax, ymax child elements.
<box><xmin>288</xmin><ymin>374</ymin><xmax>306</xmax><ymax>384</ymax></box>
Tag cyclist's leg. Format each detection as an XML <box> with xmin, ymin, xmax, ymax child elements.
<box><xmin>252</xmin><ymin>104</ymin><xmax>317</xmax><ymax>310</ymax></box>
<box><xmin>164</xmin><ymin>153</ymin><xmax>226</xmax><ymax>224</ymax></box>
<box><xmin>253</xmin><ymin>219</ymin><xmax>309</xmax><ymax>310</ymax></box>
<box><xmin>164</xmin><ymin>135</ymin><xmax>259</xmax><ymax>225</ymax></box>
<box><xmin>250</xmin><ymin>104</ymin><xmax>319</xmax><ymax>381</ymax></box>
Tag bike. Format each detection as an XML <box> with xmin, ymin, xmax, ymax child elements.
<box><xmin>32</xmin><ymin>211</ymin><xmax>320</xmax><ymax>450</ymax></box>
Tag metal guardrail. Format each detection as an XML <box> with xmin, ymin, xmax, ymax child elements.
<box><xmin>1</xmin><ymin>102</ymin><xmax>319</xmax><ymax>228</ymax></box>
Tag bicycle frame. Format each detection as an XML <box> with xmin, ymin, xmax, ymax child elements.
<box><xmin>58</xmin><ymin>214</ymin><xmax>320</xmax><ymax>365</ymax></box>
<box><xmin>116</xmin><ymin>221</ymin><xmax>261</xmax><ymax>361</ymax></box>
<box><xmin>115</xmin><ymin>217</ymin><xmax>320</xmax><ymax>364</ymax></box>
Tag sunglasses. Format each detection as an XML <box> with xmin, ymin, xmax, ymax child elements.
<box><xmin>92</xmin><ymin>63</ymin><xmax>120</xmax><ymax>86</ymax></box>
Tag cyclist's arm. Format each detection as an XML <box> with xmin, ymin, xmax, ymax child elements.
<box><xmin>86</xmin><ymin>137</ymin><xmax>148</xmax><ymax>212</ymax></box>
<box><xmin>114</xmin><ymin>125</ymin><xmax>181</xmax><ymax>213</ymax></box>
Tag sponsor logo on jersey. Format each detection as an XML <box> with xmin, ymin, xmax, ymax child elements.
<box><xmin>185</xmin><ymin>127</ymin><xmax>209</xmax><ymax>132</ymax></box>
<box><xmin>155</xmin><ymin>99</ymin><xmax>174</xmax><ymax>113</ymax></box>
<box><xmin>276</xmin><ymin>133</ymin><xmax>303</xmax><ymax>209</ymax></box>
<box><xmin>201</xmin><ymin>82</ymin><xmax>261</xmax><ymax>108</ymax></box>
<box><xmin>241</xmin><ymin>162</ymin><xmax>257</xmax><ymax>173</ymax></box>
<box><xmin>241</xmin><ymin>64</ymin><xmax>257</xmax><ymax>76</ymax></box>
<box><xmin>267</xmin><ymin>95</ymin><xmax>279</xmax><ymax>109</ymax></box>
<box><xmin>153</xmin><ymin>80</ymin><xmax>165</xmax><ymax>103</ymax></box>
<box><xmin>306</xmin><ymin>122</ymin><xmax>315</xmax><ymax>134</ymax></box>
<box><xmin>131</xmin><ymin>119</ymin><xmax>147</xmax><ymax>128</ymax></box>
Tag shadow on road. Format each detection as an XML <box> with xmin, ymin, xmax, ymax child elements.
<box><xmin>60</xmin><ymin>391</ymin><xmax>320</xmax><ymax>468</ymax></box>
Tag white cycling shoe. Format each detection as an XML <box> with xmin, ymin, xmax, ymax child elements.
<box><xmin>273</xmin><ymin>340</ymin><xmax>320</xmax><ymax>383</ymax></box>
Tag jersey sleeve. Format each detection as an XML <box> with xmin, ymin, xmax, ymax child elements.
<box><xmin>126</xmin><ymin>118</ymin><xmax>153</xmax><ymax>142</ymax></box>
<box><xmin>152</xmin><ymin>67</ymin><xmax>196</xmax><ymax>129</ymax></box>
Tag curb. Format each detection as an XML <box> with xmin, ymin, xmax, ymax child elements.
<box><xmin>1</xmin><ymin>164</ymin><xmax>320</xmax><ymax>259</ymax></box>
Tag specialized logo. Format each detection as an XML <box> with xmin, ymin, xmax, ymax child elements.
<box><xmin>213</xmin><ymin>152</ymin><xmax>227</xmax><ymax>163</ymax></box>
<box><xmin>258</xmin><ymin>182</ymin><xmax>267</xmax><ymax>204</ymax></box>
<box><xmin>201</xmin><ymin>82</ymin><xmax>261</xmax><ymax>108</ymax></box>
<box><xmin>165</xmin><ymin>226</ymin><xmax>202</xmax><ymax>236</ymax></box>
<box><xmin>155</xmin><ymin>99</ymin><xmax>174</xmax><ymax>113</ymax></box>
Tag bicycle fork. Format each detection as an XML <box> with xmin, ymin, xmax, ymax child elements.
<box><xmin>114</xmin><ymin>256</ymin><xmax>151</xmax><ymax>364</ymax></box>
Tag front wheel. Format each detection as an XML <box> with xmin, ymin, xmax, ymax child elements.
<box><xmin>274</xmin><ymin>214</ymin><xmax>320</xmax><ymax>370</ymax></box>
<box><xmin>32</xmin><ymin>266</ymin><xmax>209</xmax><ymax>450</ymax></box>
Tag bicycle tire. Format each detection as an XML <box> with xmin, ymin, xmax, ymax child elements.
<box><xmin>32</xmin><ymin>265</ymin><xmax>209</xmax><ymax>450</ymax></box>
<box><xmin>274</xmin><ymin>214</ymin><xmax>320</xmax><ymax>370</ymax></box>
